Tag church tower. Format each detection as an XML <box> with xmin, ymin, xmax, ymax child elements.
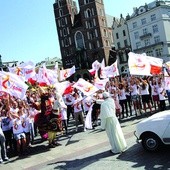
<box><xmin>54</xmin><ymin>0</ymin><xmax>111</xmax><ymax>69</ymax></box>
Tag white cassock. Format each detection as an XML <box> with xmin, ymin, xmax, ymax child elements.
<box><xmin>100</xmin><ymin>97</ymin><xmax>127</xmax><ymax>153</ymax></box>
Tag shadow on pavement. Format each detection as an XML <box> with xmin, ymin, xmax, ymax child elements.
<box><xmin>47</xmin><ymin>150</ymin><xmax>113</xmax><ymax>170</ymax></box>
<box><xmin>117</xmin><ymin>143</ymin><xmax>170</xmax><ymax>169</ymax></box>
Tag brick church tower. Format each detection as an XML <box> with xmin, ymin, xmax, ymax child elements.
<box><xmin>53</xmin><ymin>0</ymin><xmax>111</xmax><ymax>69</ymax></box>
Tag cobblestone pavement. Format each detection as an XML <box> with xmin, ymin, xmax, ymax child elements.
<box><xmin>1</xmin><ymin>108</ymin><xmax>170</xmax><ymax>170</ymax></box>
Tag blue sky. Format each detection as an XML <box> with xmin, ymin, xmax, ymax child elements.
<box><xmin>0</xmin><ymin>0</ymin><xmax>152</xmax><ymax>64</ymax></box>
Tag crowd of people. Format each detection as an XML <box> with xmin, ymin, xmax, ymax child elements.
<box><xmin>0</xmin><ymin>73</ymin><xmax>170</xmax><ymax>163</ymax></box>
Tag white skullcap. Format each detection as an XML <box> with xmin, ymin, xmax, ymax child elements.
<box><xmin>102</xmin><ymin>92</ymin><xmax>110</xmax><ymax>99</ymax></box>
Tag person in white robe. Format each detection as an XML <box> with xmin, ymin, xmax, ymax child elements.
<box><xmin>100</xmin><ymin>92</ymin><xmax>127</xmax><ymax>154</ymax></box>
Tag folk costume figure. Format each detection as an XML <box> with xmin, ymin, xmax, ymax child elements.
<box><xmin>100</xmin><ymin>92</ymin><xmax>127</xmax><ymax>154</ymax></box>
<box><xmin>46</xmin><ymin>99</ymin><xmax>62</xmax><ymax>148</ymax></box>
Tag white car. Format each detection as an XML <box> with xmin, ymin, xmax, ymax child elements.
<box><xmin>135</xmin><ymin>110</ymin><xmax>170</xmax><ymax>151</ymax></box>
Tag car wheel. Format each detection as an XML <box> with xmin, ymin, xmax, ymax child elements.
<box><xmin>141</xmin><ymin>134</ymin><xmax>161</xmax><ymax>152</ymax></box>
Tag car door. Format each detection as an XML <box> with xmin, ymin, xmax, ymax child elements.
<box><xmin>162</xmin><ymin>122</ymin><xmax>170</xmax><ymax>144</ymax></box>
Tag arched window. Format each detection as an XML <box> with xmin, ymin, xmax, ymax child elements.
<box><xmin>59</xmin><ymin>9</ymin><xmax>63</xmax><ymax>17</ymax></box>
<box><xmin>86</xmin><ymin>9</ymin><xmax>92</xmax><ymax>18</ymax></box>
<box><xmin>84</xmin><ymin>0</ymin><xmax>89</xmax><ymax>4</ymax></box>
<box><xmin>58</xmin><ymin>0</ymin><xmax>62</xmax><ymax>7</ymax></box>
<box><xmin>75</xmin><ymin>31</ymin><xmax>85</xmax><ymax>49</ymax></box>
<box><xmin>64</xmin><ymin>38</ymin><xmax>69</xmax><ymax>47</ymax></box>
<box><xmin>63</xmin><ymin>28</ymin><xmax>67</xmax><ymax>36</ymax></box>
<box><xmin>103</xmin><ymin>29</ymin><xmax>107</xmax><ymax>37</ymax></box>
<box><xmin>61</xmin><ymin>18</ymin><xmax>65</xmax><ymax>26</ymax></box>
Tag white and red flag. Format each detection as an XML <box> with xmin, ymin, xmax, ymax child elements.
<box><xmin>101</xmin><ymin>60</ymin><xmax>119</xmax><ymax>78</ymax></box>
<box><xmin>37</xmin><ymin>64</ymin><xmax>51</xmax><ymax>86</ymax></box>
<box><xmin>147</xmin><ymin>56</ymin><xmax>163</xmax><ymax>75</ymax></box>
<box><xmin>0</xmin><ymin>71</ymin><xmax>28</xmax><ymax>99</ymax></box>
<box><xmin>100</xmin><ymin>59</ymin><xmax>107</xmax><ymax>79</ymax></box>
<box><xmin>128</xmin><ymin>52</ymin><xmax>151</xmax><ymax>76</ymax></box>
<box><xmin>8</xmin><ymin>61</ymin><xmax>36</xmax><ymax>81</ymax></box>
<box><xmin>59</xmin><ymin>66</ymin><xmax>75</xmax><ymax>81</ymax></box>
<box><xmin>73</xmin><ymin>78</ymin><xmax>98</xmax><ymax>96</ymax></box>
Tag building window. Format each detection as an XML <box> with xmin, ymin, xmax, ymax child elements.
<box><xmin>89</xmin><ymin>43</ymin><xmax>92</xmax><ymax>49</ymax></box>
<box><xmin>116</xmin><ymin>33</ymin><xmax>119</xmax><ymax>39</ymax></box>
<box><xmin>143</xmin><ymin>28</ymin><xmax>148</xmax><ymax>35</ymax></box>
<box><xmin>133</xmin><ymin>22</ymin><xmax>137</xmax><ymax>29</ymax></box>
<box><xmin>61</xmin><ymin>40</ymin><xmax>64</xmax><ymax>47</ymax></box>
<box><xmin>58</xmin><ymin>20</ymin><xmax>61</xmax><ymax>27</ymax></box>
<box><xmin>144</xmin><ymin>39</ymin><xmax>150</xmax><ymax>46</ymax></box>
<box><xmin>61</xmin><ymin>18</ymin><xmax>65</xmax><ymax>26</ymax></box>
<box><xmin>146</xmin><ymin>50</ymin><xmax>153</xmax><ymax>56</ymax></box>
<box><xmin>99</xmin><ymin>8</ymin><xmax>104</xmax><ymax>16</ymax></box>
<box><xmin>154</xmin><ymin>36</ymin><xmax>160</xmax><ymax>43</ymax></box>
<box><xmin>134</xmin><ymin>31</ymin><xmax>139</xmax><ymax>39</ymax></box>
<box><xmin>155</xmin><ymin>48</ymin><xmax>163</xmax><ymax>57</ymax></box>
<box><xmin>152</xmin><ymin>24</ymin><xmax>158</xmax><ymax>34</ymax></box>
<box><xmin>67</xmin><ymin>27</ymin><xmax>70</xmax><ymax>34</ymax></box>
<box><xmin>58</xmin><ymin>0</ymin><xmax>62</xmax><ymax>7</ymax></box>
<box><xmin>75</xmin><ymin>31</ymin><xmax>85</xmax><ymax>49</ymax></box>
<box><xmin>124</xmin><ymin>39</ymin><xmax>128</xmax><ymax>46</ymax></box>
<box><xmin>103</xmin><ymin>29</ymin><xmax>107</xmax><ymax>37</ymax></box>
<box><xmin>93</xmin><ymin>19</ymin><xmax>96</xmax><ymax>26</ymax></box>
<box><xmin>136</xmin><ymin>42</ymin><xmax>141</xmax><ymax>49</ymax></box>
<box><xmin>63</xmin><ymin>28</ymin><xmax>67</xmax><ymax>36</ymax></box>
<box><xmin>69</xmin><ymin>37</ymin><xmax>72</xmax><ymax>45</ymax></box>
<box><xmin>102</xmin><ymin>19</ymin><xmax>106</xmax><ymax>26</ymax></box>
<box><xmin>105</xmin><ymin>40</ymin><xmax>109</xmax><ymax>47</ymax></box>
<box><xmin>65</xmin><ymin>17</ymin><xmax>68</xmax><ymax>24</ymax></box>
<box><xmin>86</xmin><ymin>9</ymin><xmax>92</xmax><ymax>18</ymax></box>
<box><xmin>88</xmin><ymin>20</ymin><xmax>94</xmax><ymax>28</ymax></box>
<box><xmin>97</xmin><ymin>40</ymin><xmax>100</xmax><ymax>47</ymax></box>
<box><xmin>117</xmin><ymin>42</ymin><xmax>121</xmax><ymax>48</ymax></box>
<box><xmin>60</xmin><ymin>30</ymin><xmax>62</xmax><ymax>37</ymax></box>
<box><xmin>85</xmin><ymin>21</ymin><xmax>88</xmax><ymax>28</ymax></box>
<box><xmin>84</xmin><ymin>0</ymin><xmax>89</xmax><ymax>4</ymax></box>
<box><xmin>59</xmin><ymin>9</ymin><xmax>63</xmax><ymax>17</ymax></box>
<box><xmin>64</xmin><ymin>38</ymin><xmax>69</xmax><ymax>47</ymax></box>
<box><xmin>141</xmin><ymin>18</ymin><xmax>146</xmax><ymax>25</ymax></box>
<box><xmin>95</xmin><ymin>29</ymin><xmax>98</xmax><ymax>37</ymax></box>
<box><xmin>89</xmin><ymin>31</ymin><xmax>95</xmax><ymax>39</ymax></box>
<box><xmin>87</xmin><ymin>32</ymin><xmax>90</xmax><ymax>39</ymax></box>
<box><xmin>151</xmin><ymin>14</ymin><xmax>156</xmax><ymax>21</ymax></box>
<box><xmin>123</xmin><ymin>30</ymin><xmax>126</xmax><ymax>36</ymax></box>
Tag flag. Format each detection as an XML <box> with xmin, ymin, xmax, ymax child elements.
<box><xmin>0</xmin><ymin>71</ymin><xmax>28</xmax><ymax>99</ymax></box>
<box><xmin>147</xmin><ymin>56</ymin><xmax>163</xmax><ymax>75</ymax></box>
<box><xmin>100</xmin><ymin>59</ymin><xmax>106</xmax><ymax>79</ymax></box>
<box><xmin>8</xmin><ymin>61</ymin><xmax>36</xmax><ymax>81</ymax></box>
<box><xmin>101</xmin><ymin>60</ymin><xmax>119</xmax><ymax>78</ymax></box>
<box><xmin>73</xmin><ymin>78</ymin><xmax>99</xmax><ymax>96</ymax></box>
<box><xmin>37</xmin><ymin>64</ymin><xmax>51</xmax><ymax>86</ymax></box>
<box><xmin>54</xmin><ymin>81</ymin><xmax>73</xmax><ymax>95</ymax></box>
<box><xmin>59</xmin><ymin>66</ymin><xmax>75</xmax><ymax>81</ymax></box>
<box><xmin>128</xmin><ymin>52</ymin><xmax>151</xmax><ymax>76</ymax></box>
<box><xmin>92</xmin><ymin>60</ymin><xmax>101</xmax><ymax>70</ymax></box>
<box><xmin>94</xmin><ymin>78</ymin><xmax>109</xmax><ymax>90</ymax></box>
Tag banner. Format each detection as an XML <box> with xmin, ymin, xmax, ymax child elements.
<box><xmin>147</xmin><ymin>56</ymin><xmax>163</xmax><ymax>75</ymax></box>
<box><xmin>100</xmin><ymin>60</ymin><xmax>119</xmax><ymax>78</ymax></box>
<box><xmin>128</xmin><ymin>52</ymin><xmax>151</xmax><ymax>75</ymax></box>
<box><xmin>0</xmin><ymin>72</ymin><xmax>28</xmax><ymax>99</ymax></box>
<box><xmin>73</xmin><ymin>78</ymin><xmax>99</xmax><ymax>96</ymax></box>
<box><xmin>59</xmin><ymin>66</ymin><xmax>75</xmax><ymax>81</ymax></box>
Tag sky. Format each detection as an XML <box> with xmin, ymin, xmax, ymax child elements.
<box><xmin>0</xmin><ymin>0</ymin><xmax>153</xmax><ymax>64</ymax></box>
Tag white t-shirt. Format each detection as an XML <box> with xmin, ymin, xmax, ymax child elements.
<box><xmin>158</xmin><ymin>87</ymin><xmax>166</xmax><ymax>100</ymax></box>
<box><xmin>119</xmin><ymin>89</ymin><xmax>127</xmax><ymax>100</ymax></box>
<box><xmin>12</xmin><ymin>118</ymin><xmax>24</xmax><ymax>134</ymax></box>
<box><xmin>130</xmin><ymin>84</ymin><xmax>139</xmax><ymax>96</ymax></box>
<box><xmin>139</xmin><ymin>84</ymin><xmax>149</xmax><ymax>95</ymax></box>
<box><xmin>21</xmin><ymin>114</ymin><xmax>30</xmax><ymax>133</ymax></box>
<box><xmin>150</xmin><ymin>84</ymin><xmax>159</xmax><ymax>96</ymax></box>
<box><xmin>1</xmin><ymin>117</ymin><xmax>12</xmax><ymax>131</ymax></box>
